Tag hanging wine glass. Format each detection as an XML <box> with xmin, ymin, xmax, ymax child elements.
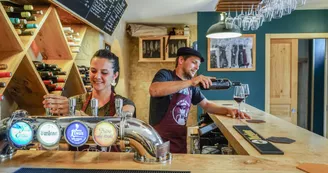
<box><xmin>225</xmin><ymin>8</ymin><xmax>234</xmax><ymax>29</ymax></box>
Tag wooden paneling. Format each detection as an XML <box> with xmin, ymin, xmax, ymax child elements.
<box><xmin>216</xmin><ymin>0</ymin><xmax>261</xmax><ymax>12</ymax></box>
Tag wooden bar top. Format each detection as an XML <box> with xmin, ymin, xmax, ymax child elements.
<box><xmin>210</xmin><ymin>100</ymin><xmax>328</xmax><ymax>164</ymax></box>
<box><xmin>1</xmin><ymin>100</ymin><xmax>328</xmax><ymax>172</ymax></box>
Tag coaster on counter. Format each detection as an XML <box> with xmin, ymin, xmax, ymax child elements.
<box><xmin>266</xmin><ymin>137</ymin><xmax>295</xmax><ymax>144</ymax></box>
<box><xmin>246</xmin><ymin>119</ymin><xmax>266</xmax><ymax>123</ymax></box>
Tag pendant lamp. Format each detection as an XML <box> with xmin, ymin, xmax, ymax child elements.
<box><xmin>206</xmin><ymin>12</ymin><xmax>241</xmax><ymax>39</ymax></box>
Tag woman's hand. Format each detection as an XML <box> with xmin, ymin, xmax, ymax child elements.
<box><xmin>226</xmin><ymin>108</ymin><xmax>251</xmax><ymax>119</ymax></box>
<box><xmin>43</xmin><ymin>94</ymin><xmax>69</xmax><ymax>116</ymax></box>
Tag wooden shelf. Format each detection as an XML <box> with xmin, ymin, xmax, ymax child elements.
<box><xmin>0</xmin><ymin>3</ymin><xmax>89</xmax><ymax>118</ymax></box>
<box><xmin>0</xmin><ymin>3</ymin><xmax>24</xmax><ymax>52</ymax></box>
<box><xmin>62</xmin><ymin>62</ymin><xmax>86</xmax><ymax>97</ymax></box>
<box><xmin>20</xmin><ymin>6</ymin><xmax>52</xmax><ymax>50</ymax></box>
<box><xmin>35</xmin><ymin>6</ymin><xmax>72</xmax><ymax>60</ymax></box>
<box><xmin>7</xmin><ymin>56</ymin><xmax>47</xmax><ymax>115</ymax></box>
<box><xmin>63</xmin><ymin>24</ymin><xmax>87</xmax><ymax>58</ymax></box>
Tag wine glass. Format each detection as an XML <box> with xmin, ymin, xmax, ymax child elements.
<box><xmin>233</xmin><ymin>86</ymin><xmax>245</xmax><ymax>115</ymax></box>
<box><xmin>242</xmin><ymin>84</ymin><xmax>250</xmax><ymax>112</ymax></box>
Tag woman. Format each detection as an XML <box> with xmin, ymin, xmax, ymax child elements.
<box><xmin>43</xmin><ymin>49</ymin><xmax>136</xmax><ymax>117</ymax></box>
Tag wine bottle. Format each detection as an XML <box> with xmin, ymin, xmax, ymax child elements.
<box><xmin>0</xmin><ymin>72</ymin><xmax>11</xmax><ymax>78</ymax></box>
<box><xmin>46</xmin><ymin>85</ymin><xmax>63</xmax><ymax>92</ymax></box>
<box><xmin>7</xmin><ymin>11</ymin><xmax>31</xmax><ymax>18</ymax></box>
<box><xmin>9</xmin><ymin>17</ymin><xmax>20</xmax><ymax>24</ymax></box>
<box><xmin>200</xmin><ymin>79</ymin><xmax>241</xmax><ymax>90</ymax></box>
<box><xmin>43</xmin><ymin>80</ymin><xmax>53</xmax><ymax>85</ymax></box>
<box><xmin>3</xmin><ymin>6</ymin><xmax>14</xmax><ymax>12</ymax></box>
<box><xmin>43</xmin><ymin>76</ymin><xmax>65</xmax><ymax>83</ymax></box>
<box><xmin>14</xmin><ymin>23</ymin><xmax>37</xmax><ymax>29</ymax></box>
<box><xmin>52</xmin><ymin>71</ymin><xmax>66</xmax><ymax>75</ymax></box>
<box><xmin>0</xmin><ymin>64</ymin><xmax>8</xmax><ymax>70</ymax></box>
<box><xmin>39</xmin><ymin>71</ymin><xmax>53</xmax><ymax>78</ymax></box>
<box><xmin>19</xmin><ymin>30</ymin><xmax>34</xmax><ymax>36</ymax></box>
<box><xmin>0</xmin><ymin>82</ymin><xmax>6</xmax><ymax>88</ymax></box>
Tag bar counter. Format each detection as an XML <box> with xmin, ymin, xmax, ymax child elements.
<box><xmin>1</xmin><ymin>101</ymin><xmax>328</xmax><ymax>173</ymax></box>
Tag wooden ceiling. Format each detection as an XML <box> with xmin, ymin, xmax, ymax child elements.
<box><xmin>216</xmin><ymin>0</ymin><xmax>261</xmax><ymax>12</ymax></box>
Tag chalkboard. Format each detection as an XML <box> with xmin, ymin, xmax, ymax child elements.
<box><xmin>53</xmin><ymin>0</ymin><xmax>127</xmax><ymax>35</ymax></box>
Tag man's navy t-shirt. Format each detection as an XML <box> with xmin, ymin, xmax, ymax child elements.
<box><xmin>149</xmin><ymin>69</ymin><xmax>205</xmax><ymax>126</ymax></box>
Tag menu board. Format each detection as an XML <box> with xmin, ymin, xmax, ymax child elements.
<box><xmin>54</xmin><ymin>0</ymin><xmax>127</xmax><ymax>35</ymax></box>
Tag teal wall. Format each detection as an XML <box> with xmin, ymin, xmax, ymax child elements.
<box><xmin>197</xmin><ymin>10</ymin><xmax>328</xmax><ymax>111</ymax></box>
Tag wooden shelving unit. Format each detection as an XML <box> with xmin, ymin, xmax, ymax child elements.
<box><xmin>0</xmin><ymin>3</ymin><xmax>88</xmax><ymax>117</ymax></box>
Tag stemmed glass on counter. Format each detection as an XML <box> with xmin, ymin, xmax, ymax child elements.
<box><xmin>242</xmin><ymin>84</ymin><xmax>250</xmax><ymax>112</ymax></box>
<box><xmin>233</xmin><ymin>86</ymin><xmax>245</xmax><ymax>114</ymax></box>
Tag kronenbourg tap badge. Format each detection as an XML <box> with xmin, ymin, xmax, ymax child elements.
<box><xmin>92</xmin><ymin>121</ymin><xmax>118</xmax><ymax>147</ymax></box>
<box><xmin>36</xmin><ymin>122</ymin><xmax>61</xmax><ymax>149</ymax></box>
<box><xmin>8</xmin><ymin>121</ymin><xmax>33</xmax><ymax>148</ymax></box>
<box><xmin>64</xmin><ymin>121</ymin><xmax>89</xmax><ymax>147</ymax></box>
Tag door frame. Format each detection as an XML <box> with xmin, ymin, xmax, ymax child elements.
<box><xmin>265</xmin><ymin>33</ymin><xmax>328</xmax><ymax>137</ymax></box>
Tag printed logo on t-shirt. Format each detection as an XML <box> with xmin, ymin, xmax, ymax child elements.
<box><xmin>172</xmin><ymin>99</ymin><xmax>190</xmax><ymax>126</ymax></box>
<box><xmin>177</xmin><ymin>88</ymin><xmax>189</xmax><ymax>95</ymax></box>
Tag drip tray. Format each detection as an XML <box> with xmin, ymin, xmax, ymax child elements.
<box><xmin>15</xmin><ymin>168</ymin><xmax>190</xmax><ymax>173</ymax></box>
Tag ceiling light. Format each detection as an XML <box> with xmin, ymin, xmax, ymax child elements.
<box><xmin>206</xmin><ymin>12</ymin><xmax>241</xmax><ymax>39</ymax></box>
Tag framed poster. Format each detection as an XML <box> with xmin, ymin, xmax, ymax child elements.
<box><xmin>207</xmin><ymin>34</ymin><xmax>256</xmax><ymax>71</ymax></box>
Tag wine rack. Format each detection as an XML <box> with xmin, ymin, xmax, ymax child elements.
<box><xmin>0</xmin><ymin>2</ymin><xmax>88</xmax><ymax>117</ymax></box>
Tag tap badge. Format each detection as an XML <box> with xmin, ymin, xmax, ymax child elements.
<box><xmin>8</xmin><ymin>121</ymin><xmax>33</xmax><ymax>148</ymax></box>
<box><xmin>36</xmin><ymin>122</ymin><xmax>61</xmax><ymax>149</ymax></box>
<box><xmin>64</xmin><ymin>121</ymin><xmax>89</xmax><ymax>147</ymax></box>
<box><xmin>92</xmin><ymin>121</ymin><xmax>118</xmax><ymax>147</ymax></box>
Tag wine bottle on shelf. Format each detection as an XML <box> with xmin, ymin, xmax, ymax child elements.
<box><xmin>43</xmin><ymin>80</ymin><xmax>53</xmax><ymax>85</ymax></box>
<box><xmin>14</xmin><ymin>23</ymin><xmax>38</xmax><ymax>29</ymax></box>
<box><xmin>200</xmin><ymin>79</ymin><xmax>241</xmax><ymax>90</ymax></box>
<box><xmin>0</xmin><ymin>64</ymin><xmax>8</xmax><ymax>70</ymax></box>
<box><xmin>0</xmin><ymin>72</ymin><xmax>11</xmax><ymax>78</ymax></box>
<box><xmin>39</xmin><ymin>71</ymin><xmax>53</xmax><ymax>78</ymax></box>
<box><xmin>15</xmin><ymin>29</ymin><xmax>22</xmax><ymax>35</ymax></box>
<box><xmin>7</xmin><ymin>11</ymin><xmax>31</xmax><ymax>18</ymax></box>
<box><xmin>0</xmin><ymin>82</ymin><xmax>6</xmax><ymax>88</ymax></box>
<box><xmin>46</xmin><ymin>84</ymin><xmax>63</xmax><ymax>92</ymax></box>
<box><xmin>42</xmin><ymin>76</ymin><xmax>65</xmax><ymax>83</ymax></box>
<box><xmin>63</xmin><ymin>27</ymin><xmax>73</xmax><ymax>34</ymax></box>
<box><xmin>9</xmin><ymin>17</ymin><xmax>20</xmax><ymax>24</ymax></box>
<box><xmin>52</xmin><ymin>71</ymin><xmax>66</xmax><ymax>75</ymax></box>
<box><xmin>19</xmin><ymin>30</ymin><xmax>34</xmax><ymax>36</ymax></box>
<box><xmin>3</xmin><ymin>6</ymin><xmax>14</xmax><ymax>12</ymax></box>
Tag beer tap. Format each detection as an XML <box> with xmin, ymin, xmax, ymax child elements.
<box><xmin>69</xmin><ymin>98</ymin><xmax>76</xmax><ymax>116</ymax></box>
<box><xmin>91</xmin><ymin>98</ymin><xmax>98</xmax><ymax>117</ymax></box>
<box><xmin>115</xmin><ymin>97</ymin><xmax>123</xmax><ymax>117</ymax></box>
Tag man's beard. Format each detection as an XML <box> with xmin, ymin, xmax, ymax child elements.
<box><xmin>182</xmin><ymin>68</ymin><xmax>193</xmax><ymax>79</ymax></box>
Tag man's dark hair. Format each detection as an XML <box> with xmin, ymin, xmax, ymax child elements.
<box><xmin>175</xmin><ymin>55</ymin><xmax>193</xmax><ymax>67</ymax></box>
<box><xmin>91</xmin><ymin>49</ymin><xmax>120</xmax><ymax>91</ymax></box>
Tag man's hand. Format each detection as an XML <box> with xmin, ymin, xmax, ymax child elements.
<box><xmin>226</xmin><ymin>108</ymin><xmax>251</xmax><ymax>119</ymax></box>
<box><xmin>191</xmin><ymin>75</ymin><xmax>216</xmax><ymax>89</ymax></box>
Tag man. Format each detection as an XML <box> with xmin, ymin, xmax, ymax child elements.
<box><xmin>149</xmin><ymin>47</ymin><xmax>250</xmax><ymax>153</ymax></box>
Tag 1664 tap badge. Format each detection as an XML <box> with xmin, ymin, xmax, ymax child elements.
<box><xmin>93</xmin><ymin>121</ymin><xmax>118</xmax><ymax>147</ymax></box>
<box><xmin>64</xmin><ymin>121</ymin><xmax>89</xmax><ymax>147</ymax></box>
<box><xmin>8</xmin><ymin>121</ymin><xmax>33</xmax><ymax>148</ymax></box>
<box><xmin>36</xmin><ymin>122</ymin><xmax>61</xmax><ymax>149</ymax></box>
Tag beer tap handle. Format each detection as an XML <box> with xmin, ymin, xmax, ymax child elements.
<box><xmin>69</xmin><ymin>98</ymin><xmax>76</xmax><ymax>116</ymax></box>
<box><xmin>115</xmin><ymin>98</ymin><xmax>123</xmax><ymax>117</ymax></box>
<box><xmin>91</xmin><ymin>98</ymin><xmax>98</xmax><ymax>117</ymax></box>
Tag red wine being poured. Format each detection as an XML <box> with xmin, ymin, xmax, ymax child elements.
<box><xmin>234</xmin><ymin>97</ymin><xmax>244</xmax><ymax>103</ymax></box>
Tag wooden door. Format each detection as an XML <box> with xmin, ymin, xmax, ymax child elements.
<box><xmin>270</xmin><ymin>39</ymin><xmax>298</xmax><ymax>124</ymax></box>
